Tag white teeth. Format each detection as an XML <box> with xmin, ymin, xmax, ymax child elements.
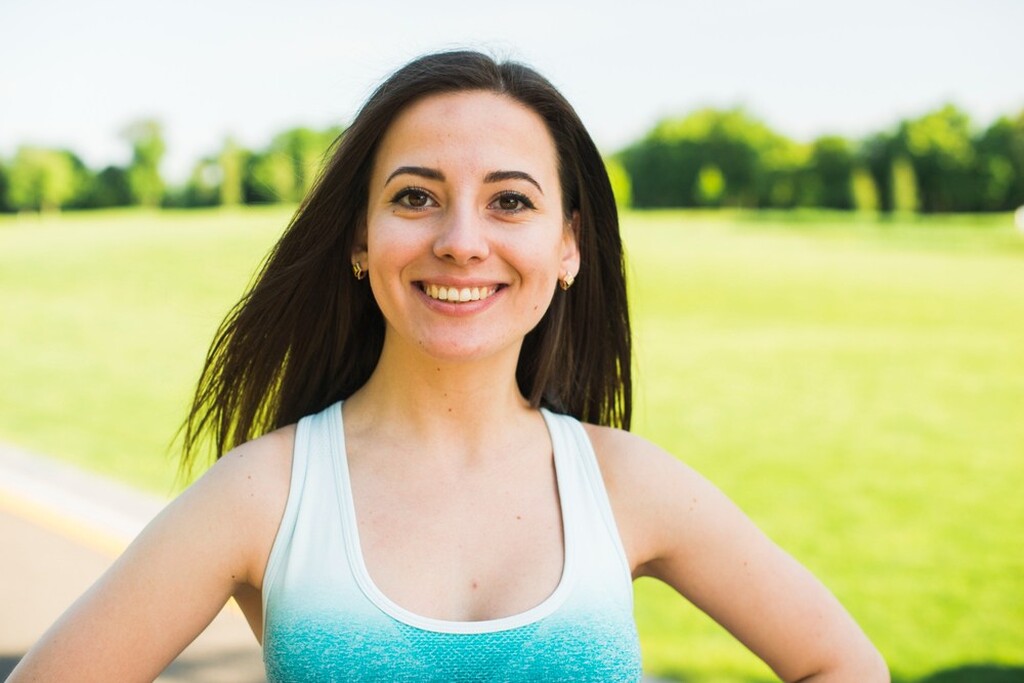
<box><xmin>423</xmin><ymin>284</ymin><xmax>496</xmax><ymax>303</ymax></box>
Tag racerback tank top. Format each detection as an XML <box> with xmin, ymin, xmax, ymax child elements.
<box><xmin>262</xmin><ymin>401</ymin><xmax>642</xmax><ymax>681</ymax></box>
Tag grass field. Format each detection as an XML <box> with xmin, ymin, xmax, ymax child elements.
<box><xmin>1</xmin><ymin>207</ymin><xmax>1022</xmax><ymax>681</ymax></box>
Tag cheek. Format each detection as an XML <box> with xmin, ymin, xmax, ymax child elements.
<box><xmin>366</xmin><ymin>218</ymin><xmax>424</xmax><ymax>268</ymax></box>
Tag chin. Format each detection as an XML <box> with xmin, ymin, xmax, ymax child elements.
<box><xmin>412</xmin><ymin>334</ymin><xmax>522</xmax><ymax>365</ymax></box>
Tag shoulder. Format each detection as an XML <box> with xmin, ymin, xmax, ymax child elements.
<box><xmin>196</xmin><ymin>424</ymin><xmax>295</xmax><ymax>507</ymax></box>
<box><xmin>210</xmin><ymin>423</ymin><xmax>296</xmax><ymax>485</ymax></box>
<box><xmin>580</xmin><ymin>423</ymin><xmax>717</xmax><ymax>575</ymax></box>
<box><xmin>183</xmin><ymin>424</ymin><xmax>296</xmax><ymax>586</ymax></box>
<box><xmin>581</xmin><ymin>422</ymin><xmax>705</xmax><ymax>500</ymax></box>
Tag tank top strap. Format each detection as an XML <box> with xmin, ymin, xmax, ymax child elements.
<box><xmin>540</xmin><ymin>409</ymin><xmax>632</xmax><ymax>586</ymax></box>
<box><xmin>261</xmin><ymin>401</ymin><xmax>344</xmax><ymax>636</ymax></box>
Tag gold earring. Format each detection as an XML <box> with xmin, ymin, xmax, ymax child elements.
<box><xmin>352</xmin><ymin>261</ymin><xmax>367</xmax><ymax>280</ymax></box>
<box><xmin>559</xmin><ymin>272</ymin><xmax>575</xmax><ymax>291</ymax></box>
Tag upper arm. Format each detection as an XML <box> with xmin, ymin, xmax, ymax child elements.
<box><xmin>585</xmin><ymin>425</ymin><xmax>887</xmax><ymax>682</ymax></box>
<box><xmin>9</xmin><ymin>427</ymin><xmax>293</xmax><ymax>682</ymax></box>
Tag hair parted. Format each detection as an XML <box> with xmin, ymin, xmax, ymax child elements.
<box><xmin>181</xmin><ymin>50</ymin><xmax>631</xmax><ymax>473</ymax></box>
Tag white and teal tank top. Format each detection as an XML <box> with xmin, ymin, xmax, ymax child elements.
<box><xmin>262</xmin><ymin>401</ymin><xmax>642</xmax><ymax>681</ymax></box>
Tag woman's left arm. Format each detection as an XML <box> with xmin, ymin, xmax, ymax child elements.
<box><xmin>585</xmin><ymin>425</ymin><xmax>888</xmax><ymax>682</ymax></box>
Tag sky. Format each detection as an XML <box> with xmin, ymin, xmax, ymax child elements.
<box><xmin>1</xmin><ymin>0</ymin><xmax>1021</xmax><ymax>183</ymax></box>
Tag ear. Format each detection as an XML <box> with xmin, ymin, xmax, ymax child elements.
<box><xmin>351</xmin><ymin>218</ymin><xmax>368</xmax><ymax>267</ymax></box>
<box><xmin>560</xmin><ymin>211</ymin><xmax>581</xmax><ymax>278</ymax></box>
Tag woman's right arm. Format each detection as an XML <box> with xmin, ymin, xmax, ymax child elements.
<box><xmin>9</xmin><ymin>427</ymin><xmax>293</xmax><ymax>682</ymax></box>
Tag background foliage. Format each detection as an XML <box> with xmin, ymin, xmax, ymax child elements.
<box><xmin>2</xmin><ymin>104</ymin><xmax>1023</xmax><ymax>215</ymax></box>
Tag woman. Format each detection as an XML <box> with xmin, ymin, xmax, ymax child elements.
<box><xmin>11</xmin><ymin>51</ymin><xmax>887</xmax><ymax>681</ymax></box>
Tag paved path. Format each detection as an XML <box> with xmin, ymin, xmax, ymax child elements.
<box><xmin>0</xmin><ymin>443</ymin><xmax>264</xmax><ymax>682</ymax></box>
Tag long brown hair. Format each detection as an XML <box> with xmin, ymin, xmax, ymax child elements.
<box><xmin>181</xmin><ymin>50</ymin><xmax>631</xmax><ymax>473</ymax></box>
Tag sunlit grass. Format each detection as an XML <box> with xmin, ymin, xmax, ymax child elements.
<box><xmin>624</xmin><ymin>211</ymin><xmax>1024</xmax><ymax>681</ymax></box>
<box><xmin>0</xmin><ymin>207</ymin><xmax>290</xmax><ymax>491</ymax></box>
<box><xmin>1</xmin><ymin>207</ymin><xmax>1021</xmax><ymax>680</ymax></box>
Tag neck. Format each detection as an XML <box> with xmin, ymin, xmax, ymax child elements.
<box><xmin>344</xmin><ymin>335</ymin><xmax>535</xmax><ymax>459</ymax></box>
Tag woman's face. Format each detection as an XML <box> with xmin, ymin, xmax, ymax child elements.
<box><xmin>358</xmin><ymin>90</ymin><xmax>579</xmax><ymax>365</ymax></box>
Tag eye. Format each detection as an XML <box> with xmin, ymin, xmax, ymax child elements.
<box><xmin>490</xmin><ymin>192</ymin><xmax>535</xmax><ymax>213</ymax></box>
<box><xmin>391</xmin><ymin>188</ymin><xmax>437</xmax><ymax>210</ymax></box>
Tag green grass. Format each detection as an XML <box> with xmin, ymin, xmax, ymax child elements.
<box><xmin>2</xmin><ymin>207</ymin><xmax>1022</xmax><ymax>681</ymax></box>
<box><xmin>0</xmin><ymin>207</ymin><xmax>290</xmax><ymax>492</ymax></box>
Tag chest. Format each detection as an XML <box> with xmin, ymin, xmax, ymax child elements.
<box><xmin>260</xmin><ymin>405</ymin><xmax>642</xmax><ymax>681</ymax></box>
<box><xmin>350</xmin><ymin>453</ymin><xmax>566</xmax><ymax>622</ymax></box>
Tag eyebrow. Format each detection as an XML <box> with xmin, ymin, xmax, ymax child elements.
<box><xmin>484</xmin><ymin>170</ymin><xmax>543</xmax><ymax>195</ymax></box>
<box><xmin>384</xmin><ymin>166</ymin><xmax>544</xmax><ymax>194</ymax></box>
<box><xmin>385</xmin><ymin>166</ymin><xmax>445</xmax><ymax>186</ymax></box>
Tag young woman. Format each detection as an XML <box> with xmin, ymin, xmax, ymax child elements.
<box><xmin>11</xmin><ymin>51</ymin><xmax>887</xmax><ymax>682</ymax></box>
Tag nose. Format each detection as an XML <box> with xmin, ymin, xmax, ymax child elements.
<box><xmin>432</xmin><ymin>204</ymin><xmax>490</xmax><ymax>265</ymax></box>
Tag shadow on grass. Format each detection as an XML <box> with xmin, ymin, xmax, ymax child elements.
<box><xmin>649</xmin><ymin>663</ymin><xmax>1024</xmax><ymax>683</ymax></box>
<box><xmin>897</xmin><ymin>664</ymin><xmax>1024</xmax><ymax>683</ymax></box>
<box><xmin>0</xmin><ymin>655</ymin><xmax>20</xmax><ymax>679</ymax></box>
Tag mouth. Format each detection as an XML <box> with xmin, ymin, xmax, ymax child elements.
<box><xmin>420</xmin><ymin>283</ymin><xmax>501</xmax><ymax>303</ymax></box>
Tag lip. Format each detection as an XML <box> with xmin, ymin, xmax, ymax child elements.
<box><xmin>414</xmin><ymin>280</ymin><xmax>506</xmax><ymax>315</ymax></box>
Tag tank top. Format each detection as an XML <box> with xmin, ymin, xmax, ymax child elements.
<box><xmin>262</xmin><ymin>401</ymin><xmax>642</xmax><ymax>682</ymax></box>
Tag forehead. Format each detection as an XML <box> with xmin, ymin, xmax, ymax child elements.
<box><xmin>371</xmin><ymin>91</ymin><xmax>559</xmax><ymax>181</ymax></box>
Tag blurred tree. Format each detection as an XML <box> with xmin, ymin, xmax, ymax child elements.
<box><xmin>604</xmin><ymin>156</ymin><xmax>632</xmax><ymax>209</ymax></box>
<box><xmin>807</xmin><ymin>136</ymin><xmax>854</xmax><ymax>209</ymax></box>
<box><xmin>121</xmin><ymin>119</ymin><xmax>166</xmax><ymax>207</ymax></box>
<box><xmin>245</xmin><ymin>151</ymin><xmax>296</xmax><ymax>204</ymax></box>
<box><xmin>178</xmin><ymin>157</ymin><xmax>221</xmax><ymax>208</ymax></box>
<box><xmin>619</xmin><ymin>132</ymin><xmax>692</xmax><ymax>207</ymax></box>
<box><xmin>858</xmin><ymin>132</ymin><xmax>896</xmax><ymax>212</ymax></box>
<box><xmin>973</xmin><ymin>113</ymin><xmax>1024</xmax><ymax>210</ymax></box>
<box><xmin>241</xmin><ymin>125</ymin><xmax>342</xmax><ymax>204</ymax></box>
<box><xmin>897</xmin><ymin>104</ymin><xmax>974</xmax><ymax>212</ymax></box>
<box><xmin>219</xmin><ymin>137</ymin><xmax>246</xmax><ymax>207</ymax></box>
<box><xmin>621</xmin><ymin>108</ymin><xmax>796</xmax><ymax>208</ymax></box>
<box><xmin>75</xmin><ymin>166</ymin><xmax>134</xmax><ymax>209</ymax></box>
<box><xmin>271</xmin><ymin>126</ymin><xmax>342</xmax><ymax>201</ymax></box>
<box><xmin>757</xmin><ymin>136</ymin><xmax>807</xmax><ymax>209</ymax></box>
<box><xmin>7</xmin><ymin>146</ymin><xmax>81</xmax><ymax>212</ymax></box>
<box><xmin>891</xmin><ymin>156</ymin><xmax>920</xmax><ymax>214</ymax></box>
<box><xmin>696</xmin><ymin>164</ymin><xmax>725</xmax><ymax>206</ymax></box>
<box><xmin>1011</xmin><ymin>109</ymin><xmax>1024</xmax><ymax>207</ymax></box>
<box><xmin>850</xmin><ymin>167</ymin><xmax>880</xmax><ymax>213</ymax></box>
<box><xmin>0</xmin><ymin>159</ymin><xmax>11</xmax><ymax>212</ymax></box>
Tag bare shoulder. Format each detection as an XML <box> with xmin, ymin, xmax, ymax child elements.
<box><xmin>582</xmin><ymin>423</ymin><xmax>694</xmax><ymax>479</ymax></box>
<box><xmin>581</xmin><ymin>423</ymin><xmax>708</xmax><ymax>501</ymax></box>
<box><xmin>183</xmin><ymin>424</ymin><xmax>296</xmax><ymax>585</ymax></box>
<box><xmin>203</xmin><ymin>424</ymin><xmax>295</xmax><ymax>497</ymax></box>
<box><xmin>580</xmin><ymin>424</ymin><xmax>714</xmax><ymax>574</ymax></box>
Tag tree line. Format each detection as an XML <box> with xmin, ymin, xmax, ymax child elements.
<box><xmin>0</xmin><ymin>121</ymin><xmax>341</xmax><ymax>213</ymax></box>
<box><xmin>617</xmin><ymin>103</ymin><xmax>1024</xmax><ymax>213</ymax></box>
<box><xmin>2</xmin><ymin>103</ymin><xmax>1023</xmax><ymax>214</ymax></box>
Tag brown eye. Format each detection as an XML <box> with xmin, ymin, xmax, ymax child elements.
<box><xmin>403</xmin><ymin>190</ymin><xmax>430</xmax><ymax>208</ymax></box>
<box><xmin>392</xmin><ymin>188</ymin><xmax>436</xmax><ymax>209</ymax></box>
<box><xmin>498</xmin><ymin>195</ymin><xmax>522</xmax><ymax>211</ymax></box>
<box><xmin>491</xmin><ymin>192</ymin><xmax>534</xmax><ymax>213</ymax></box>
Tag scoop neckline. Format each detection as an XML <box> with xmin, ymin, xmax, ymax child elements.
<box><xmin>327</xmin><ymin>402</ymin><xmax>576</xmax><ymax>634</ymax></box>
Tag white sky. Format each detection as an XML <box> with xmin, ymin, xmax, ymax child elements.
<box><xmin>1</xmin><ymin>0</ymin><xmax>1021</xmax><ymax>182</ymax></box>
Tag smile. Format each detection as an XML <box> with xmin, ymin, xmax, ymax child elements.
<box><xmin>421</xmin><ymin>283</ymin><xmax>500</xmax><ymax>303</ymax></box>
